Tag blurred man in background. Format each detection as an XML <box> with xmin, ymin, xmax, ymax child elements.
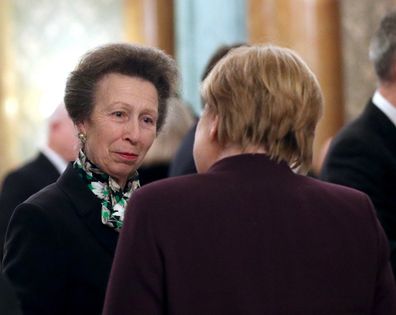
<box><xmin>320</xmin><ymin>10</ymin><xmax>396</xmax><ymax>277</ymax></box>
<box><xmin>0</xmin><ymin>103</ymin><xmax>78</xmax><ymax>263</ymax></box>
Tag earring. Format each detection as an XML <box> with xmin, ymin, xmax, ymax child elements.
<box><xmin>78</xmin><ymin>132</ymin><xmax>87</xmax><ymax>144</ymax></box>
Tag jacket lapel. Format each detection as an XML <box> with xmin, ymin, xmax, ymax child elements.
<box><xmin>56</xmin><ymin>164</ymin><xmax>118</xmax><ymax>255</ymax></box>
<box><xmin>366</xmin><ymin>101</ymin><xmax>396</xmax><ymax>156</ymax></box>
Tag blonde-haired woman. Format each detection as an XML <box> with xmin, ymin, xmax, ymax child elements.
<box><xmin>104</xmin><ymin>45</ymin><xmax>396</xmax><ymax>314</ymax></box>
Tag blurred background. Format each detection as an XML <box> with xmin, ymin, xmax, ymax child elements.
<box><xmin>0</xmin><ymin>0</ymin><xmax>393</xmax><ymax>182</ymax></box>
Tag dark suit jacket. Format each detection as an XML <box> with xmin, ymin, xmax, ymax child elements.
<box><xmin>0</xmin><ymin>152</ymin><xmax>60</xmax><ymax>262</ymax></box>
<box><xmin>168</xmin><ymin>122</ymin><xmax>197</xmax><ymax>176</ymax></box>
<box><xmin>320</xmin><ymin>101</ymin><xmax>396</xmax><ymax>274</ymax></box>
<box><xmin>139</xmin><ymin>163</ymin><xmax>170</xmax><ymax>186</ymax></box>
<box><xmin>2</xmin><ymin>164</ymin><xmax>118</xmax><ymax>315</ymax></box>
<box><xmin>0</xmin><ymin>273</ymin><xmax>22</xmax><ymax>315</ymax></box>
<box><xmin>104</xmin><ymin>154</ymin><xmax>396</xmax><ymax>315</ymax></box>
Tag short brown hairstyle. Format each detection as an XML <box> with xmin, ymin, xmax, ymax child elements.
<box><xmin>64</xmin><ymin>43</ymin><xmax>178</xmax><ymax>131</ymax></box>
<box><xmin>201</xmin><ymin>44</ymin><xmax>323</xmax><ymax>172</ymax></box>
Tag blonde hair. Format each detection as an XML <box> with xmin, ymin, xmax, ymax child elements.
<box><xmin>201</xmin><ymin>44</ymin><xmax>323</xmax><ymax>172</ymax></box>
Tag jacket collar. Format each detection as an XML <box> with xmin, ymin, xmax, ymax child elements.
<box><xmin>56</xmin><ymin>164</ymin><xmax>118</xmax><ymax>254</ymax></box>
<box><xmin>365</xmin><ymin>101</ymin><xmax>396</xmax><ymax>154</ymax></box>
<box><xmin>208</xmin><ymin>153</ymin><xmax>293</xmax><ymax>176</ymax></box>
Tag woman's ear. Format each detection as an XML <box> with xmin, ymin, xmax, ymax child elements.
<box><xmin>208</xmin><ymin>114</ymin><xmax>219</xmax><ymax>141</ymax></box>
<box><xmin>76</xmin><ymin>122</ymin><xmax>86</xmax><ymax>135</ymax></box>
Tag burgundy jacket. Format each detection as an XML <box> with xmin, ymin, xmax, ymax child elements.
<box><xmin>104</xmin><ymin>154</ymin><xmax>396</xmax><ymax>315</ymax></box>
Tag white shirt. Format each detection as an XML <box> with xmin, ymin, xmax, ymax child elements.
<box><xmin>372</xmin><ymin>90</ymin><xmax>396</xmax><ymax>127</ymax></box>
<box><xmin>40</xmin><ymin>145</ymin><xmax>68</xmax><ymax>174</ymax></box>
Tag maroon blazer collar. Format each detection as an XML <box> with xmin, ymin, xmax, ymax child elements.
<box><xmin>208</xmin><ymin>153</ymin><xmax>293</xmax><ymax>176</ymax></box>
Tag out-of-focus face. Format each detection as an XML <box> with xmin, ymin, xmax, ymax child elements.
<box><xmin>193</xmin><ymin>104</ymin><xmax>218</xmax><ymax>173</ymax></box>
<box><xmin>57</xmin><ymin>117</ymin><xmax>79</xmax><ymax>161</ymax></box>
<box><xmin>48</xmin><ymin>106</ymin><xmax>79</xmax><ymax>162</ymax></box>
<box><xmin>78</xmin><ymin>73</ymin><xmax>158</xmax><ymax>187</ymax></box>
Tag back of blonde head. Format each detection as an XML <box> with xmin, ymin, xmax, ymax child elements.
<box><xmin>201</xmin><ymin>45</ymin><xmax>323</xmax><ymax>172</ymax></box>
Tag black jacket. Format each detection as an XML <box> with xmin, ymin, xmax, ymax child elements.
<box><xmin>0</xmin><ymin>153</ymin><xmax>60</xmax><ymax>262</ymax></box>
<box><xmin>321</xmin><ymin>100</ymin><xmax>396</xmax><ymax>275</ymax></box>
<box><xmin>3</xmin><ymin>164</ymin><xmax>118</xmax><ymax>315</ymax></box>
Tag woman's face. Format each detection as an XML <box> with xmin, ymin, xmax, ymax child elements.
<box><xmin>78</xmin><ymin>73</ymin><xmax>158</xmax><ymax>187</ymax></box>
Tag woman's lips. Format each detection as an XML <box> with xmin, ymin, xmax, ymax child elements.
<box><xmin>115</xmin><ymin>152</ymin><xmax>138</xmax><ymax>161</ymax></box>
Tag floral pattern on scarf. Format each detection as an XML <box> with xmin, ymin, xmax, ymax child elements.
<box><xmin>73</xmin><ymin>150</ymin><xmax>140</xmax><ymax>231</ymax></box>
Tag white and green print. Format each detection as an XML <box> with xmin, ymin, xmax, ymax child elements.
<box><xmin>74</xmin><ymin>150</ymin><xmax>140</xmax><ymax>231</ymax></box>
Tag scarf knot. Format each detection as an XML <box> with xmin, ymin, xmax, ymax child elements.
<box><xmin>74</xmin><ymin>150</ymin><xmax>140</xmax><ymax>231</ymax></box>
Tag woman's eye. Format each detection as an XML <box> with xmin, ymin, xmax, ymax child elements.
<box><xmin>143</xmin><ymin>116</ymin><xmax>155</xmax><ymax>125</ymax></box>
<box><xmin>113</xmin><ymin>111</ymin><xmax>125</xmax><ymax>118</ymax></box>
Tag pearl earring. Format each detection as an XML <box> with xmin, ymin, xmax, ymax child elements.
<box><xmin>78</xmin><ymin>132</ymin><xmax>87</xmax><ymax>144</ymax></box>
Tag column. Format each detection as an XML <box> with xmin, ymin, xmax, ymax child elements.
<box><xmin>248</xmin><ymin>0</ymin><xmax>344</xmax><ymax>175</ymax></box>
<box><xmin>123</xmin><ymin>0</ymin><xmax>174</xmax><ymax>56</ymax></box>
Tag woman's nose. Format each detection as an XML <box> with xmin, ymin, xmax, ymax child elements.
<box><xmin>123</xmin><ymin>119</ymin><xmax>140</xmax><ymax>143</ymax></box>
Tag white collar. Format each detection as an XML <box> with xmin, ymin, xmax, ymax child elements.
<box><xmin>372</xmin><ymin>90</ymin><xmax>396</xmax><ymax>127</ymax></box>
<box><xmin>40</xmin><ymin>145</ymin><xmax>67</xmax><ymax>174</ymax></box>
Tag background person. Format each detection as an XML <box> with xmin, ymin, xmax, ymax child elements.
<box><xmin>2</xmin><ymin>43</ymin><xmax>178</xmax><ymax>315</ymax></box>
<box><xmin>0</xmin><ymin>103</ymin><xmax>78</xmax><ymax>263</ymax></box>
<box><xmin>103</xmin><ymin>45</ymin><xmax>396</xmax><ymax>314</ymax></box>
<box><xmin>320</xmin><ymin>10</ymin><xmax>396</xmax><ymax>276</ymax></box>
<box><xmin>139</xmin><ymin>97</ymin><xmax>195</xmax><ymax>185</ymax></box>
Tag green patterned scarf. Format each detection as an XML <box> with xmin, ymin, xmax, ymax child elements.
<box><xmin>73</xmin><ymin>150</ymin><xmax>140</xmax><ymax>231</ymax></box>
